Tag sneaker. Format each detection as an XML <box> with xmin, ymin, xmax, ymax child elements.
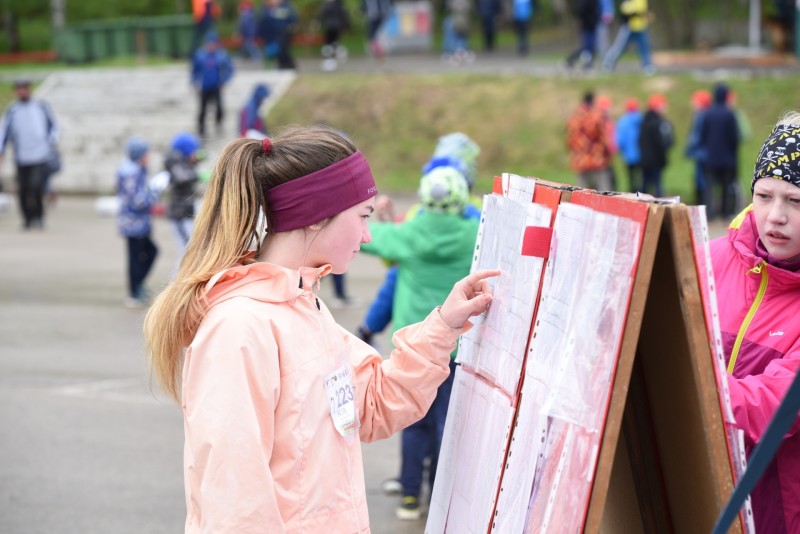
<box><xmin>321</xmin><ymin>58</ymin><xmax>338</xmax><ymax>72</ymax></box>
<box><xmin>396</xmin><ymin>495</ymin><xmax>421</xmax><ymax>520</ymax></box>
<box><xmin>0</xmin><ymin>192</ymin><xmax>12</xmax><ymax>213</ymax></box>
<box><xmin>124</xmin><ymin>297</ymin><xmax>147</xmax><ymax>309</ymax></box>
<box><xmin>381</xmin><ymin>478</ymin><xmax>402</xmax><ymax>495</ymax></box>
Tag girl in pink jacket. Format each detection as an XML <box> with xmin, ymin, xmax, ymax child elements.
<box><xmin>143</xmin><ymin>125</ymin><xmax>497</xmax><ymax>533</ymax></box>
<box><xmin>711</xmin><ymin>112</ymin><xmax>800</xmax><ymax>533</ymax></box>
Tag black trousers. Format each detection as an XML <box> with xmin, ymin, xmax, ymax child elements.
<box><xmin>705</xmin><ymin>166</ymin><xmax>737</xmax><ymax>218</ymax></box>
<box><xmin>626</xmin><ymin>163</ymin><xmax>643</xmax><ymax>193</ymax></box>
<box><xmin>17</xmin><ymin>162</ymin><xmax>47</xmax><ymax>228</ymax></box>
<box><xmin>126</xmin><ymin>235</ymin><xmax>158</xmax><ymax>299</ymax></box>
<box><xmin>198</xmin><ymin>87</ymin><xmax>223</xmax><ymax>136</ymax></box>
<box><xmin>275</xmin><ymin>35</ymin><xmax>296</xmax><ymax>70</ymax></box>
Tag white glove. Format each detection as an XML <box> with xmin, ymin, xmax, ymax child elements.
<box><xmin>148</xmin><ymin>171</ymin><xmax>170</xmax><ymax>194</ymax></box>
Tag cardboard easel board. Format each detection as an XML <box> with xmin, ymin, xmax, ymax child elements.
<box><xmin>426</xmin><ymin>180</ymin><xmax>744</xmax><ymax>534</ymax></box>
<box><xmin>593</xmin><ymin>205</ymin><xmax>742</xmax><ymax>534</ymax></box>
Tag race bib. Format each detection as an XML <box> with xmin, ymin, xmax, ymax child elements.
<box><xmin>324</xmin><ymin>363</ymin><xmax>358</xmax><ymax>442</ymax></box>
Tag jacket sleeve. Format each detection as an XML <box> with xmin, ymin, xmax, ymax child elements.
<box><xmin>40</xmin><ymin>100</ymin><xmax>59</xmax><ymax>145</ymax></box>
<box><xmin>660</xmin><ymin>119</ymin><xmax>674</xmax><ymax>150</ymax></box>
<box><xmin>349</xmin><ymin>309</ymin><xmax>467</xmax><ymax>442</ymax></box>
<box><xmin>221</xmin><ymin>52</ymin><xmax>234</xmax><ymax>85</ymax></box>
<box><xmin>182</xmin><ymin>305</ymin><xmax>285</xmax><ymax>533</ymax></box>
<box><xmin>0</xmin><ymin>106</ymin><xmax>12</xmax><ymax>155</ymax></box>
<box><xmin>190</xmin><ymin>53</ymin><xmax>201</xmax><ymax>86</ymax></box>
<box><xmin>685</xmin><ymin>114</ymin><xmax>701</xmax><ymax>158</ymax></box>
<box><xmin>727</xmin><ymin>350</ymin><xmax>800</xmax><ymax>446</ymax></box>
<box><xmin>360</xmin><ymin>221</ymin><xmax>416</xmax><ymax>262</ymax></box>
<box><xmin>239</xmin><ymin>106</ymin><xmax>250</xmax><ymax>136</ymax></box>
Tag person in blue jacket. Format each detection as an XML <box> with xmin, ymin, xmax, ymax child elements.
<box><xmin>699</xmin><ymin>82</ymin><xmax>741</xmax><ymax>220</ymax></box>
<box><xmin>596</xmin><ymin>0</ymin><xmax>614</xmax><ymax>57</ymax></box>
<box><xmin>684</xmin><ymin>89</ymin><xmax>712</xmax><ymax>214</ymax></box>
<box><xmin>512</xmin><ymin>0</ymin><xmax>533</xmax><ymax>56</ymax></box>
<box><xmin>237</xmin><ymin>0</ymin><xmax>260</xmax><ymax>60</ymax></box>
<box><xmin>117</xmin><ymin>138</ymin><xmax>164</xmax><ymax>308</ymax></box>
<box><xmin>258</xmin><ymin>0</ymin><xmax>298</xmax><ymax>70</ymax></box>
<box><xmin>615</xmin><ymin>97</ymin><xmax>643</xmax><ymax>192</ymax></box>
<box><xmin>565</xmin><ymin>0</ymin><xmax>600</xmax><ymax>70</ymax></box>
<box><xmin>191</xmin><ymin>31</ymin><xmax>234</xmax><ymax>138</ymax></box>
<box><xmin>476</xmin><ymin>0</ymin><xmax>501</xmax><ymax>52</ymax></box>
<box><xmin>239</xmin><ymin>83</ymin><xmax>271</xmax><ymax>137</ymax></box>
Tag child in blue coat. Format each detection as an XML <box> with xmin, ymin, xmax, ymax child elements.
<box><xmin>117</xmin><ymin>138</ymin><xmax>164</xmax><ymax>308</ymax></box>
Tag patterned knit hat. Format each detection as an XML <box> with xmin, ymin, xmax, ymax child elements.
<box><xmin>751</xmin><ymin>123</ymin><xmax>800</xmax><ymax>192</ymax></box>
<box><xmin>418</xmin><ymin>166</ymin><xmax>469</xmax><ymax>215</ymax></box>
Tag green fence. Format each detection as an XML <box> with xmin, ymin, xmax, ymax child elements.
<box><xmin>53</xmin><ymin>15</ymin><xmax>195</xmax><ymax>63</ymax></box>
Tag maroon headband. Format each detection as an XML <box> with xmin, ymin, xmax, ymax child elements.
<box><xmin>266</xmin><ymin>150</ymin><xmax>378</xmax><ymax>232</ymax></box>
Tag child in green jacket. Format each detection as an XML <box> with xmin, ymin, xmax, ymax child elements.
<box><xmin>360</xmin><ymin>165</ymin><xmax>479</xmax><ymax>520</ymax></box>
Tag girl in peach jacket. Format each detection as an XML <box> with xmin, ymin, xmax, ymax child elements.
<box><xmin>144</xmin><ymin>125</ymin><xmax>497</xmax><ymax>533</ymax></box>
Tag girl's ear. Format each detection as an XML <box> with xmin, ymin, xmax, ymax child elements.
<box><xmin>308</xmin><ymin>223</ymin><xmax>322</xmax><ymax>231</ymax></box>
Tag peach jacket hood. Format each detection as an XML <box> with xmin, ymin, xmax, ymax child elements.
<box><xmin>182</xmin><ymin>261</ymin><xmax>463</xmax><ymax>533</ymax></box>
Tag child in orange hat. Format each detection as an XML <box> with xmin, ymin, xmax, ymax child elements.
<box><xmin>638</xmin><ymin>93</ymin><xmax>674</xmax><ymax>197</ymax></box>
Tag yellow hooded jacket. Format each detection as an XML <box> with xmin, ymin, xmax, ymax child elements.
<box><xmin>620</xmin><ymin>0</ymin><xmax>648</xmax><ymax>32</ymax></box>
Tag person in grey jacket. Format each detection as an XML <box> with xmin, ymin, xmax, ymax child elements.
<box><xmin>0</xmin><ymin>78</ymin><xmax>59</xmax><ymax>230</ymax></box>
<box><xmin>164</xmin><ymin>132</ymin><xmax>202</xmax><ymax>263</ymax></box>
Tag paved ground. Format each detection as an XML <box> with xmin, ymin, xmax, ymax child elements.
<box><xmin>0</xmin><ymin>194</ymin><xmax>432</xmax><ymax>533</ymax></box>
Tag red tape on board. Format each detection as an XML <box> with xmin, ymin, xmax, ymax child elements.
<box><xmin>521</xmin><ymin>226</ymin><xmax>553</xmax><ymax>258</ymax></box>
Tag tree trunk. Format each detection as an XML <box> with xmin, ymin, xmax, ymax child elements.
<box><xmin>3</xmin><ymin>7</ymin><xmax>20</xmax><ymax>53</ymax></box>
<box><xmin>50</xmin><ymin>0</ymin><xmax>66</xmax><ymax>29</ymax></box>
<box><xmin>652</xmin><ymin>0</ymin><xmax>695</xmax><ymax>49</ymax></box>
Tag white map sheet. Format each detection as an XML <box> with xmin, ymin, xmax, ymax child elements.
<box><xmin>496</xmin><ymin>203</ymin><xmax>642</xmax><ymax>533</ymax></box>
<box><xmin>425</xmin><ymin>368</ymin><xmax>515</xmax><ymax>534</ymax></box>
<box><xmin>427</xmin><ymin>175</ymin><xmax>550</xmax><ymax>533</ymax></box>
<box><xmin>457</xmin><ymin>175</ymin><xmax>552</xmax><ymax>395</ymax></box>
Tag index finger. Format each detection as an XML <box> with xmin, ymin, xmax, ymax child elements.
<box><xmin>465</xmin><ymin>269</ymin><xmax>502</xmax><ymax>285</ymax></box>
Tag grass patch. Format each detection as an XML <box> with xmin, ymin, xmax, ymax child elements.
<box><xmin>268</xmin><ymin>71</ymin><xmax>799</xmax><ymax>201</ymax></box>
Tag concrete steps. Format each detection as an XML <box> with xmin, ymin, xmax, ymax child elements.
<box><xmin>2</xmin><ymin>62</ymin><xmax>295</xmax><ymax>194</ymax></box>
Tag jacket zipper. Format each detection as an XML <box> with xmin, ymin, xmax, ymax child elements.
<box><xmin>727</xmin><ymin>261</ymin><xmax>769</xmax><ymax>374</ymax></box>
<box><xmin>309</xmin><ymin>274</ymin><xmax>361</xmax><ymax>531</ymax></box>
